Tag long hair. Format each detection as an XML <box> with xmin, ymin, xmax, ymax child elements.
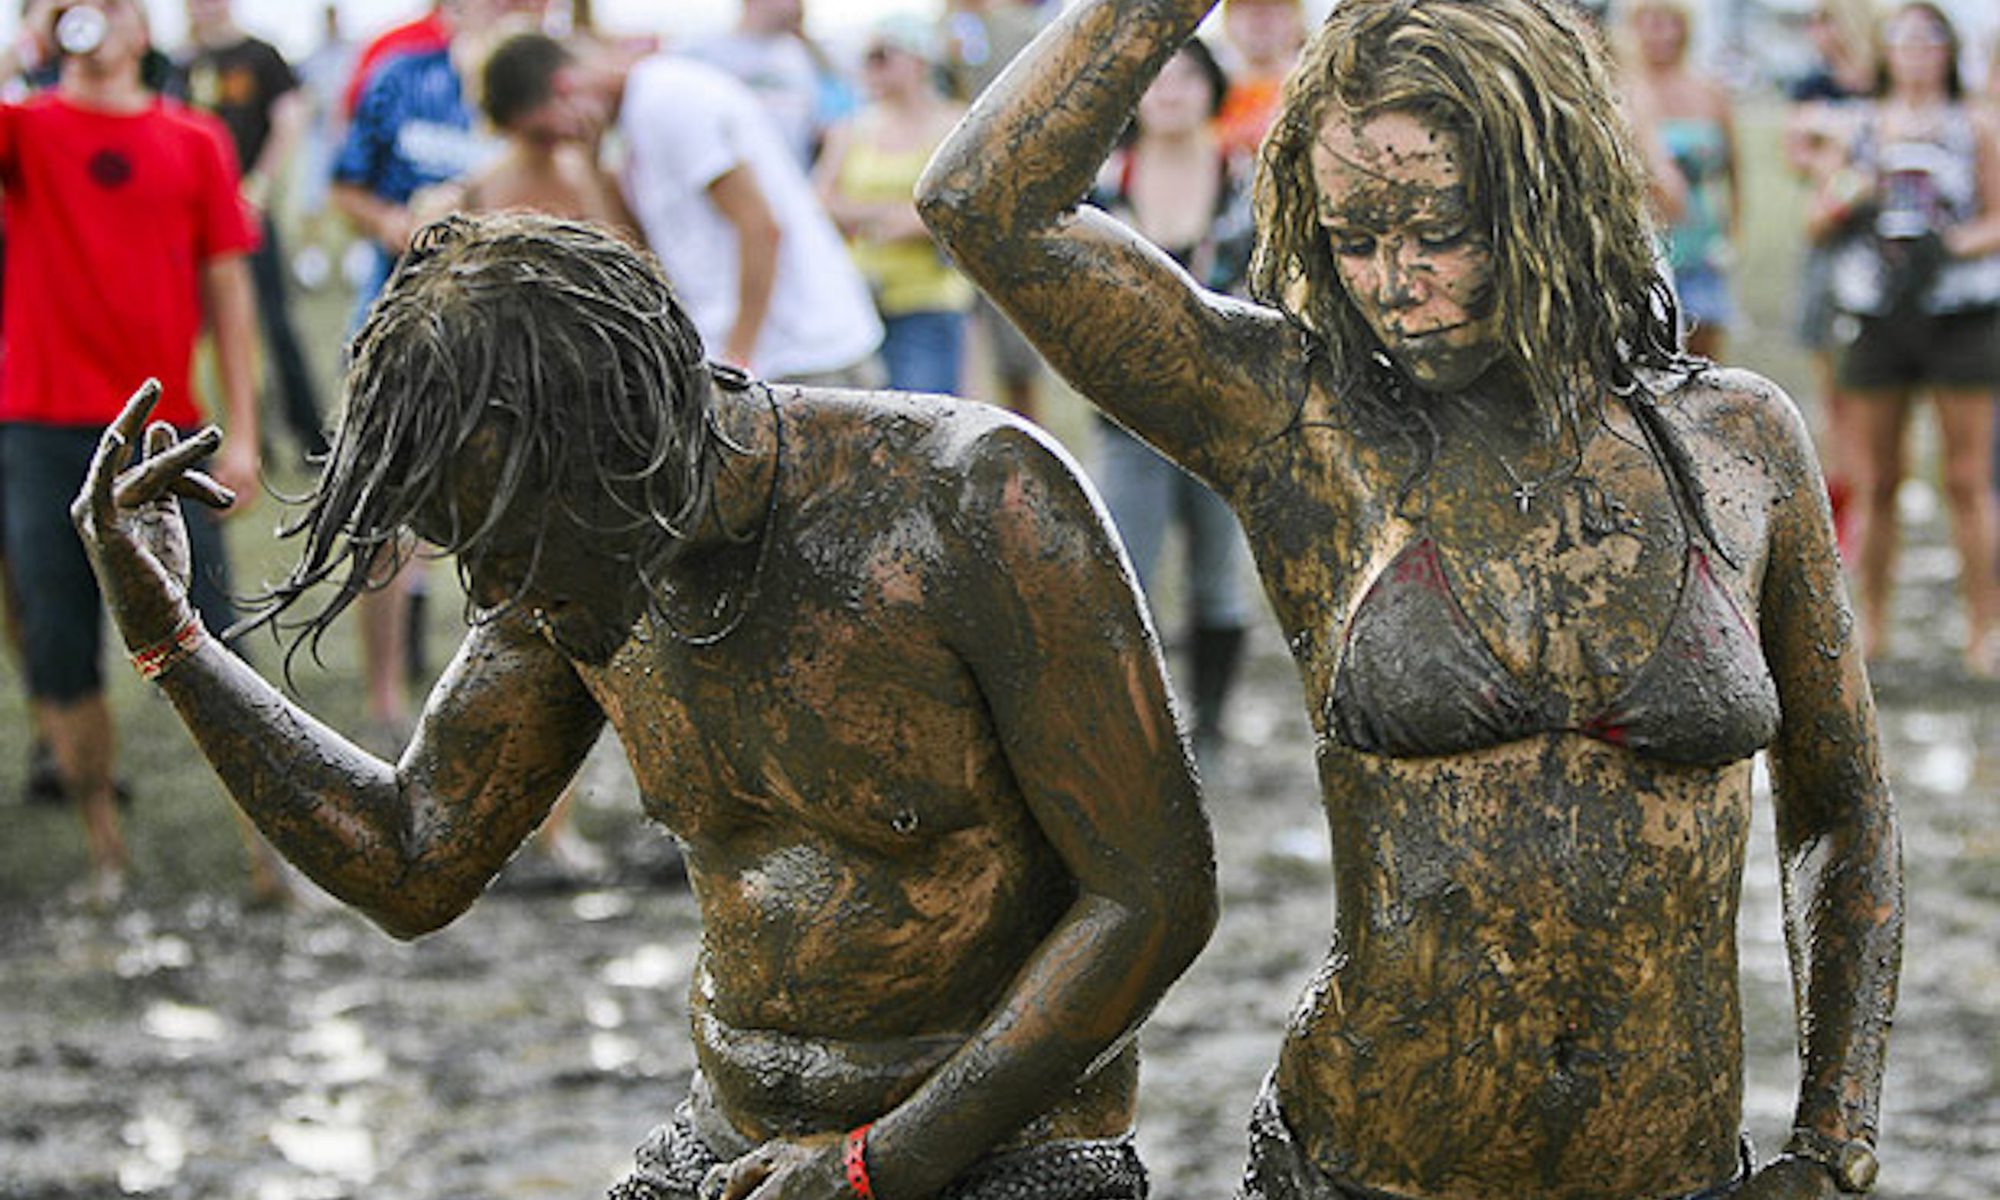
<box><xmin>238</xmin><ymin>212</ymin><xmax>730</xmax><ymax>674</ymax></box>
<box><xmin>1249</xmin><ymin>0</ymin><xmax>1683</xmax><ymax>445</ymax></box>
<box><xmin>1872</xmin><ymin>2</ymin><xmax>1962</xmax><ymax>100</ymax></box>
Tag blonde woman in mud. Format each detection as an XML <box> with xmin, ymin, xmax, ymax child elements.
<box><xmin>920</xmin><ymin>1</ymin><xmax>1903</xmax><ymax>1198</ymax></box>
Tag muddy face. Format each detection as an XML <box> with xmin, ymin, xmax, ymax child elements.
<box><xmin>1310</xmin><ymin>109</ymin><xmax>1504</xmax><ymax>394</ymax></box>
<box><xmin>411</xmin><ymin>427</ymin><xmax>657</xmax><ymax>668</ymax></box>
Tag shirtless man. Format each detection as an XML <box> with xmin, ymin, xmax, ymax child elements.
<box><xmin>413</xmin><ymin>30</ymin><xmax>641</xmax><ymax>243</ymax></box>
<box><xmin>72</xmin><ymin>212</ymin><xmax>1216</xmax><ymax>1200</ymax></box>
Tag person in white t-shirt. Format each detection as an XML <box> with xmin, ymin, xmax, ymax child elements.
<box><xmin>620</xmin><ymin>53</ymin><xmax>883</xmax><ymax>386</ymax></box>
<box><xmin>686</xmin><ymin>0</ymin><xmax>823</xmax><ymax>167</ymax></box>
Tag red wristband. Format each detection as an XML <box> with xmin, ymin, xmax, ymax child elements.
<box><xmin>842</xmin><ymin>1123</ymin><xmax>875</xmax><ymax>1200</ymax></box>
<box><xmin>131</xmin><ymin>617</ymin><xmax>206</xmax><ymax>682</ymax></box>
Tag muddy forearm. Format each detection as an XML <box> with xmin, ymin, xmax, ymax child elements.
<box><xmin>1753</xmin><ymin>381</ymin><xmax>1903</xmax><ymax>1149</ymax></box>
<box><xmin>1784</xmin><ymin>808</ymin><xmax>1903</xmax><ymax>1144</ymax></box>
<box><xmin>152</xmin><ymin>636</ymin><xmax>423</xmax><ymax>926</ymax></box>
<box><xmin>918</xmin><ymin>0</ymin><xmax>1214</xmax><ymax>263</ymax></box>
<box><xmin>866</xmin><ymin>888</ymin><xmax>1210</xmax><ymax>1197</ymax></box>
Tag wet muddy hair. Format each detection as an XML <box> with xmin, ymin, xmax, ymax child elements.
<box><xmin>239</xmin><ymin>212</ymin><xmax>730</xmax><ymax>672</ymax></box>
<box><xmin>1250</xmin><ymin>0</ymin><xmax>1684</xmax><ymax>436</ymax></box>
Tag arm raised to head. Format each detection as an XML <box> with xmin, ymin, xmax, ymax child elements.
<box><xmin>72</xmin><ymin>384</ymin><xmax>605</xmax><ymax>939</ymax></box>
<box><xmin>917</xmin><ymin>0</ymin><xmax>1302</xmax><ymax>490</ymax></box>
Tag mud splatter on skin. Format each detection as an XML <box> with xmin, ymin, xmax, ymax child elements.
<box><xmin>72</xmin><ymin>215</ymin><xmax>1218</xmax><ymax>1200</ymax></box>
<box><xmin>922</xmin><ymin>0</ymin><xmax>1900</xmax><ymax>1195</ymax></box>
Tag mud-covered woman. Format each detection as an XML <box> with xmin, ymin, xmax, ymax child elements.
<box><xmin>70</xmin><ymin>214</ymin><xmax>1216</xmax><ymax>1200</ymax></box>
<box><xmin>918</xmin><ymin>1</ymin><xmax>1901</xmax><ymax>1197</ymax></box>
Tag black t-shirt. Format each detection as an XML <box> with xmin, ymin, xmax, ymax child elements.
<box><xmin>179</xmin><ymin>35</ymin><xmax>298</xmax><ymax>172</ymax></box>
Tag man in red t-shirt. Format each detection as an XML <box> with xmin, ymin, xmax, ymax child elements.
<box><xmin>0</xmin><ymin>0</ymin><xmax>265</xmax><ymax>905</ymax></box>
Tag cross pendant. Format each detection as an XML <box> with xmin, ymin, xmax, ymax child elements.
<box><xmin>1512</xmin><ymin>483</ymin><xmax>1536</xmax><ymax>513</ymax></box>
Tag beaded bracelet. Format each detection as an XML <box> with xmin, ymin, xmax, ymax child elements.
<box><xmin>131</xmin><ymin>616</ymin><xmax>206</xmax><ymax>683</ymax></box>
<box><xmin>842</xmin><ymin>1123</ymin><xmax>875</xmax><ymax>1200</ymax></box>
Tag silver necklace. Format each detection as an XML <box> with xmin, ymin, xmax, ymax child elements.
<box><xmin>1488</xmin><ymin>436</ymin><xmax>1576</xmax><ymax>516</ymax></box>
<box><xmin>1490</xmin><ymin>446</ymin><xmax>1580</xmax><ymax>514</ymax></box>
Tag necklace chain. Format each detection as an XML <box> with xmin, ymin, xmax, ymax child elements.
<box><xmin>658</xmin><ymin>384</ymin><xmax>784</xmax><ymax>647</ymax></box>
<box><xmin>1485</xmin><ymin>431</ymin><xmax>1583</xmax><ymax>515</ymax></box>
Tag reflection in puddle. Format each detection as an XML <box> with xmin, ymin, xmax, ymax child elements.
<box><xmin>287</xmin><ymin>1015</ymin><xmax>388</xmax><ymax>1086</ymax></box>
<box><xmin>586</xmin><ymin>990</ymin><xmax>626</xmax><ymax>1029</ymax></box>
<box><xmin>573</xmin><ymin>890</ymin><xmax>635</xmax><ymax>922</ymax></box>
<box><xmin>116</xmin><ymin>932</ymin><xmax>193</xmax><ymax>979</ymax></box>
<box><xmin>269</xmin><ymin>1107</ymin><xmax>378</xmax><ymax>1181</ymax></box>
<box><xmin>590</xmin><ymin>1031</ymin><xmax>641</xmax><ymax>1071</ymax></box>
<box><xmin>141</xmin><ymin>1000</ymin><xmax>226</xmax><ymax>1043</ymax></box>
<box><xmin>1907</xmin><ymin>742</ymin><xmax>1973</xmax><ymax>795</ymax></box>
<box><xmin>1895</xmin><ymin>711</ymin><xmax>1976</xmax><ymax>796</ymax></box>
<box><xmin>602</xmin><ymin>943</ymin><xmax>683</xmax><ymax>989</ymax></box>
<box><xmin>1267</xmin><ymin>826</ymin><xmax>1330</xmax><ymax>864</ymax></box>
<box><xmin>117</xmin><ymin>1110</ymin><xmax>187</xmax><ymax>1193</ymax></box>
<box><xmin>252</xmin><ymin>1177</ymin><xmax>352</xmax><ymax>1200</ymax></box>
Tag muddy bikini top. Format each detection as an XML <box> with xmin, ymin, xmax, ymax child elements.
<box><xmin>1329</xmin><ymin>426</ymin><xmax>1780</xmax><ymax>766</ymax></box>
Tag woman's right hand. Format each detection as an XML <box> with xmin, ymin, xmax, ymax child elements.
<box><xmin>69</xmin><ymin>380</ymin><xmax>237</xmax><ymax>653</ymax></box>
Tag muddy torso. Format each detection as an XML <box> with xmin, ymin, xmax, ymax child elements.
<box><xmin>1230</xmin><ymin>372</ymin><xmax>1781</xmax><ymax>1198</ymax></box>
<box><xmin>570</xmin><ymin>391</ymin><xmax>1134</xmax><ymax>1143</ymax></box>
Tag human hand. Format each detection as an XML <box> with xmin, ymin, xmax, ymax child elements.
<box><xmin>1731</xmin><ymin>1156</ymin><xmax>1840</xmax><ymax>1200</ymax></box>
<box><xmin>69</xmin><ymin>380</ymin><xmax>237</xmax><ymax>653</ymax></box>
<box><xmin>409</xmin><ymin>181</ymin><xmax>469</xmax><ymax>229</ymax></box>
<box><xmin>706</xmin><ymin>1133</ymin><xmax>848</xmax><ymax>1200</ymax></box>
<box><xmin>24</xmin><ymin>0</ymin><xmax>60</xmax><ymax>42</ymax></box>
<box><xmin>376</xmin><ymin>205</ymin><xmax>419</xmax><ymax>255</ymax></box>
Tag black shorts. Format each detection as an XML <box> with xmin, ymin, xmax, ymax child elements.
<box><xmin>0</xmin><ymin>424</ymin><xmax>238</xmax><ymax>703</ymax></box>
<box><xmin>1834</xmin><ymin>306</ymin><xmax>2000</xmax><ymax>392</ymax></box>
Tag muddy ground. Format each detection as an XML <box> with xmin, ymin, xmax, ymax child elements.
<box><xmin>0</xmin><ymin>494</ymin><xmax>1993</xmax><ymax>1200</ymax></box>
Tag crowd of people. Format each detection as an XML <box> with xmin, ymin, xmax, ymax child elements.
<box><xmin>7</xmin><ymin>0</ymin><xmax>2000</xmax><ymax>1194</ymax></box>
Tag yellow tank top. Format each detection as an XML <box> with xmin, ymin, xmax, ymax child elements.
<box><xmin>837</xmin><ymin>138</ymin><xmax>975</xmax><ymax>317</ymax></box>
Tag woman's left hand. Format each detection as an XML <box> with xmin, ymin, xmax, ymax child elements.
<box><xmin>1731</xmin><ymin>1156</ymin><xmax>1839</xmax><ymax>1200</ymax></box>
<box><xmin>707</xmin><ymin>1133</ymin><xmax>848</xmax><ymax>1200</ymax></box>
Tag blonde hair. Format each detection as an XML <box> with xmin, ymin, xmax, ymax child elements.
<box><xmin>1249</xmin><ymin>0</ymin><xmax>1680</xmax><ymax>426</ymax></box>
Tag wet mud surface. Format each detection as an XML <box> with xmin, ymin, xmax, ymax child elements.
<box><xmin>0</xmin><ymin>525</ymin><xmax>1993</xmax><ymax>1200</ymax></box>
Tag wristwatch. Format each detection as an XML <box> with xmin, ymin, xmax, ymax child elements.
<box><xmin>1785</xmin><ymin>1127</ymin><xmax>1880</xmax><ymax>1194</ymax></box>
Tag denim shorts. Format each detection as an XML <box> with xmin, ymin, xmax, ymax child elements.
<box><xmin>0</xmin><ymin>424</ymin><xmax>238</xmax><ymax>702</ymax></box>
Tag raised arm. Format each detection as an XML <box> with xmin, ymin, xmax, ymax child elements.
<box><xmin>1751</xmin><ymin>385</ymin><xmax>1903</xmax><ymax>1197</ymax></box>
<box><xmin>916</xmin><ymin>0</ymin><xmax>1297</xmax><ymax>486</ymax></box>
<box><xmin>72</xmin><ymin>386</ymin><xmax>606</xmax><ymax>939</ymax></box>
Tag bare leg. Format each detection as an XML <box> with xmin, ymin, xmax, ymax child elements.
<box><xmin>1844</xmin><ymin>388</ymin><xmax>1912</xmax><ymax>660</ymax></box>
<box><xmin>530</xmin><ymin>784</ymin><xmax>605</xmax><ymax>877</ymax></box>
<box><xmin>1933</xmin><ymin>388</ymin><xmax>1999</xmax><ymax>673</ymax></box>
<box><xmin>359</xmin><ymin>551</ymin><xmax>417</xmax><ymax>741</ymax></box>
<box><xmin>1001</xmin><ymin>375</ymin><xmax>1041</xmax><ymax>427</ymax></box>
<box><xmin>1812</xmin><ymin>351</ymin><xmax>1858</xmax><ymax>559</ymax></box>
<box><xmin>40</xmin><ymin>692</ymin><xmax>126</xmax><ymax>904</ymax></box>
